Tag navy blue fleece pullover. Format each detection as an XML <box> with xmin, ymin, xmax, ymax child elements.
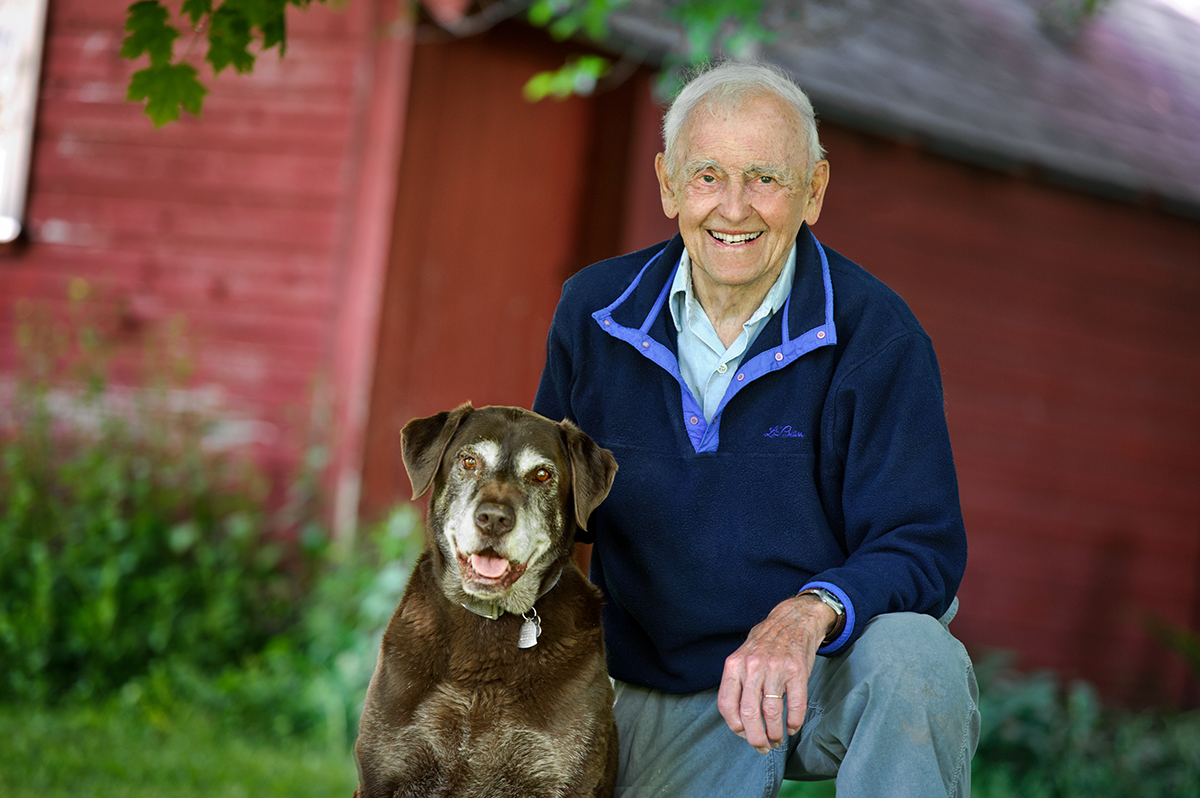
<box><xmin>534</xmin><ymin>226</ymin><xmax>967</xmax><ymax>694</ymax></box>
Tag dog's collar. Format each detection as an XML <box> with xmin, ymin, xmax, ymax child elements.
<box><xmin>460</xmin><ymin>566</ymin><xmax>564</xmax><ymax>621</ymax></box>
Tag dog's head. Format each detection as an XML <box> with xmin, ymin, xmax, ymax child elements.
<box><xmin>401</xmin><ymin>403</ymin><xmax>617</xmax><ymax>615</ymax></box>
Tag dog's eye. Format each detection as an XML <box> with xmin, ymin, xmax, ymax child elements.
<box><xmin>460</xmin><ymin>455</ymin><xmax>477</xmax><ymax>471</ymax></box>
<box><xmin>533</xmin><ymin>467</ymin><xmax>552</xmax><ymax>483</ymax></box>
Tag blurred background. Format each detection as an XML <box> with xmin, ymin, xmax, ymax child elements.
<box><xmin>1</xmin><ymin>0</ymin><xmax>1198</xmax><ymax>795</ymax></box>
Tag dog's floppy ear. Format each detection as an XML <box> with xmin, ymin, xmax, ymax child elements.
<box><xmin>561</xmin><ymin>420</ymin><xmax>618</xmax><ymax>532</ymax></box>
<box><xmin>401</xmin><ymin>403</ymin><xmax>474</xmax><ymax>499</ymax></box>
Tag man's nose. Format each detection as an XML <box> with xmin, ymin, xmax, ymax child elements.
<box><xmin>718</xmin><ymin>178</ymin><xmax>753</xmax><ymax>221</ymax></box>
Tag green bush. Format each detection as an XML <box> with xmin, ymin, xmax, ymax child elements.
<box><xmin>971</xmin><ymin>654</ymin><xmax>1200</xmax><ymax>797</ymax></box>
<box><xmin>0</xmin><ymin>287</ymin><xmax>297</xmax><ymax>701</ymax></box>
<box><xmin>0</xmin><ymin>282</ymin><xmax>423</xmax><ymax>750</ymax></box>
<box><xmin>124</xmin><ymin>506</ymin><xmax>422</xmax><ymax>749</ymax></box>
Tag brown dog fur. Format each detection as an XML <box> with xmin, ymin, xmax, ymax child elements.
<box><xmin>353</xmin><ymin>404</ymin><xmax>619</xmax><ymax>798</ymax></box>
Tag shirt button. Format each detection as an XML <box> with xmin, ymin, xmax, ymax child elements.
<box><xmin>716</xmin><ymin>363</ymin><xmax>728</xmax><ymax>374</ymax></box>
<box><xmin>690</xmin><ymin>416</ymin><xmax>699</xmax><ymax>425</ymax></box>
<box><xmin>604</xmin><ymin>319</ymin><xmax>611</xmax><ymax>326</ymax></box>
<box><xmin>736</xmin><ymin>373</ymin><xmax>745</xmax><ymax>381</ymax></box>
<box><xmin>641</xmin><ymin>340</ymin><xmax>650</xmax><ymax>348</ymax></box>
<box><xmin>817</xmin><ymin>330</ymin><xmax>826</xmax><ymax>339</ymax></box>
<box><xmin>775</xmin><ymin>352</ymin><xmax>784</xmax><ymax>361</ymax></box>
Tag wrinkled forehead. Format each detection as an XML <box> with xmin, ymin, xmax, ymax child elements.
<box><xmin>447</xmin><ymin>409</ymin><xmax>568</xmax><ymax>470</ymax></box>
<box><xmin>674</xmin><ymin>92</ymin><xmax>807</xmax><ymax>169</ymax></box>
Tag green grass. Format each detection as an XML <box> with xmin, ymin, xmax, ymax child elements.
<box><xmin>780</xmin><ymin>779</ymin><xmax>835</xmax><ymax>796</ymax></box>
<box><xmin>0</xmin><ymin>701</ymin><xmax>357</xmax><ymax>798</ymax></box>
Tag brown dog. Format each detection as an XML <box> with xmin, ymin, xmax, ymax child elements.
<box><xmin>353</xmin><ymin>403</ymin><xmax>619</xmax><ymax>798</ymax></box>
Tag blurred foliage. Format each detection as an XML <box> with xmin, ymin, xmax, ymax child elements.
<box><xmin>0</xmin><ymin>283</ymin><xmax>298</xmax><ymax>702</ymax></box>
<box><xmin>121</xmin><ymin>505</ymin><xmax>422</xmax><ymax>749</ymax></box>
<box><xmin>0</xmin><ymin>282</ymin><xmax>421</xmax><ymax>750</ymax></box>
<box><xmin>120</xmin><ymin>0</ymin><xmax>1121</xmax><ymax>123</ymax></box>
<box><xmin>1145</xmin><ymin>614</ymin><xmax>1200</xmax><ymax>685</ymax></box>
<box><xmin>526</xmin><ymin>0</ymin><xmax>775</xmax><ymax>99</ymax></box>
<box><xmin>969</xmin><ymin>654</ymin><xmax>1200</xmax><ymax>797</ymax></box>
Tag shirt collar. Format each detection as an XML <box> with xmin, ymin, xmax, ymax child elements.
<box><xmin>669</xmin><ymin>244</ymin><xmax>798</xmax><ymax>335</ymax></box>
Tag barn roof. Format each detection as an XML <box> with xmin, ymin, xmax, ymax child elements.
<box><xmin>606</xmin><ymin>0</ymin><xmax>1200</xmax><ymax>218</ymax></box>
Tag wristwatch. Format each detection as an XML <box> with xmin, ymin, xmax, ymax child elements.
<box><xmin>798</xmin><ymin>587</ymin><xmax>846</xmax><ymax>645</ymax></box>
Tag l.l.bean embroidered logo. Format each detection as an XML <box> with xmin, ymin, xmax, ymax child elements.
<box><xmin>764</xmin><ymin>425</ymin><xmax>804</xmax><ymax>439</ymax></box>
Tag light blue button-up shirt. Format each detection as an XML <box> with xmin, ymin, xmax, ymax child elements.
<box><xmin>669</xmin><ymin>244</ymin><xmax>798</xmax><ymax>422</ymax></box>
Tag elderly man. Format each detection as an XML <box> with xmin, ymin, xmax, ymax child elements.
<box><xmin>534</xmin><ymin>61</ymin><xmax>979</xmax><ymax>797</ymax></box>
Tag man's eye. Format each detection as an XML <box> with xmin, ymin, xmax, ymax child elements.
<box><xmin>460</xmin><ymin>455</ymin><xmax>477</xmax><ymax>471</ymax></box>
<box><xmin>700</xmin><ymin>174</ymin><xmax>716</xmax><ymax>184</ymax></box>
<box><xmin>759</xmin><ymin>175</ymin><xmax>774</xmax><ymax>184</ymax></box>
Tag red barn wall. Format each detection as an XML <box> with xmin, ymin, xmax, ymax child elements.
<box><xmin>1</xmin><ymin>0</ymin><xmax>407</xmax><ymax>496</ymax></box>
<box><xmin>812</xmin><ymin>127</ymin><xmax>1200</xmax><ymax>703</ymax></box>
<box><xmin>358</xmin><ymin>23</ymin><xmax>659</xmax><ymax>519</ymax></box>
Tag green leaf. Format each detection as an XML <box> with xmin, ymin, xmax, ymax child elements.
<box><xmin>181</xmin><ymin>0</ymin><xmax>213</xmax><ymax>26</ymax></box>
<box><xmin>207</xmin><ymin>5</ymin><xmax>256</xmax><ymax>75</ymax></box>
<box><xmin>523</xmin><ymin>55</ymin><xmax>611</xmax><ymax>101</ymax></box>
<box><xmin>168</xmin><ymin>521</ymin><xmax>201</xmax><ymax>555</ymax></box>
<box><xmin>121</xmin><ymin>1</ymin><xmax>179</xmax><ymax>66</ymax></box>
<box><xmin>528</xmin><ymin>0</ymin><xmax>558</xmax><ymax>27</ymax></box>
<box><xmin>529</xmin><ymin>0</ymin><xmax>625</xmax><ymax>41</ymax></box>
<box><xmin>579</xmin><ymin>0</ymin><xmax>625</xmax><ymax>40</ymax></box>
<box><xmin>127</xmin><ymin>63</ymin><xmax>208</xmax><ymax>127</ymax></box>
<box><xmin>260</xmin><ymin>7</ymin><xmax>288</xmax><ymax>54</ymax></box>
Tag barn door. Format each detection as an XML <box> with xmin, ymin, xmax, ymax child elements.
<box><xmin>358</xmin><ymin>20</ymin><xmax>662</xmax><ymax>520</ymax></box>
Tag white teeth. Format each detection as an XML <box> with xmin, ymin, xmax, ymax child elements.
<box><xmin>710</xmin><ymin>230</ymin><xmax>762</xmax><ymax>245</ymax></box>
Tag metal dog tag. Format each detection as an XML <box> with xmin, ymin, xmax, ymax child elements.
<box><xmin>518</xmin><ymin>608</ymin><xmax>542</xmax><ymax>649</ymax></box>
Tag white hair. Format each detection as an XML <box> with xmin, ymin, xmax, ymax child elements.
<box><xmin>661</xmin><ymin>61</ymin><xmax>826</xmax><ymax>182</ymax></box>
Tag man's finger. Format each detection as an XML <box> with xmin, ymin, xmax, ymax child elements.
<box><xmin>760</xmin><ymin>690</ymin><xmax>788</xmax><ymax>749</ymax></box>
<box><xmin>735</xmin><ymin>653</ymin><xmax>774</xmax><ymax>752</ymax></box>
<box><xmin>717</xmin><ymin>662</ymin><xmax>747</xmax><ymax>736</ymax></box>
<box><xmin>740</xmin><ymin>686</ymin><xmax>771</xmax><ymax>752</ymax></box>
<box><xmin>785</xmin><ymin>679</ymin><xmax>807</xmax><ymax>735</ymax></box>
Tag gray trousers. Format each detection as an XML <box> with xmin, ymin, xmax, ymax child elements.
<box><xmin>612</xmin><ymin>602</ymin><xmax>980</xmax><ymax>797</ymax></box>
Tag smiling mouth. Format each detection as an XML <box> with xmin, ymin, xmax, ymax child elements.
<box><xmin>709</xmin><ymin>230</ymin><xmax>762</xmax><ymax>245</ymax></box>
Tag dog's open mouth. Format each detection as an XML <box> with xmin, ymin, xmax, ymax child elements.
<box><xmin>457</xmin><ymin>549</ymin><xmax>527</xmax><ymax>592</ymax></box>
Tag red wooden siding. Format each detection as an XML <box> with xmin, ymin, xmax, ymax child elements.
<box><xmin>357</xmin><ymin>22</ymin><xmax>660</xmax><ymax>519</ymax></box>
<box><xmin>1</xmin><ymin>0</ymin><xmax>402</xmax><ymax>489</ymax></box>
<box><xmin>812</xmin><ymin>127</ymin><xmax>1200</xmax><ymax>702</ymax></box>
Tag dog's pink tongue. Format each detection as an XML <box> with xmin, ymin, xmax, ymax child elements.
<box><xmin>471</xmin><ymin>553</ymin><xmax>509</xmax><ymax>579</ymax></box>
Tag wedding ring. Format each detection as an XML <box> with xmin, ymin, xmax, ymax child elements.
<box><xmin>763</xmin><ymin>694</ymin><xmax>785</xmax><ymax>699</ymax></box>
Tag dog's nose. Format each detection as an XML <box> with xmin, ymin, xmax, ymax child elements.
<box><xmin>475</xmin><ymin>502</ymin><xmax>515</xmax><ymax>536</ymax></box>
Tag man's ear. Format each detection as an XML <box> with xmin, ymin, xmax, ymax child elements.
<box><xmin>560</xmin><ymin>419</ymin><xmax>618</xmax><ymax>532</ymax></box>
<box><xmin>400</xmin><ymin>403</ymin><xmax>474</xmax><ymax>499</ymax></box>
<box><xmin>803</xmin><ymin>159</ymin><xmax>831</xmax><ymax>227</ymax></box>
<box><xmin>654</xmin><ymin>153</ymin><xmax>680</xmax><ymax>220</ymax></box>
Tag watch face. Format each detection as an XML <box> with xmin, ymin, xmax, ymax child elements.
<box><xmin>809</xmin><ymin>588</ymin><xmax>843</xmax><ymax>615</ymax></box>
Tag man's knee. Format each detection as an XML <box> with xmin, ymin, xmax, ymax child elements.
<box><xmin>854</xmin><ymin>612</ymin><xmax>971</xmax><ymax>679</ymax></box>
<box><xmin>819</xmin><ymin>611</ymin><xmax>978</xmax><ymax>724</ymax></box>
<box><xmin>798</xmin><ymin>612</ymin><xmax>980</xmax><ymax>794</ymax></box>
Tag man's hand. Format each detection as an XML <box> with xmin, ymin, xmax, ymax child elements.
<box><xmin>717</xmin><ymin>594</ymin><xmax>837</xmax><ymax>753</ymax></box>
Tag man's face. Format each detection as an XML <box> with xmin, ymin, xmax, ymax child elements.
<box><xmin>655</xmin><ymin>93</ymin><xmax>830</xmax><ymax>299</ymax></box>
